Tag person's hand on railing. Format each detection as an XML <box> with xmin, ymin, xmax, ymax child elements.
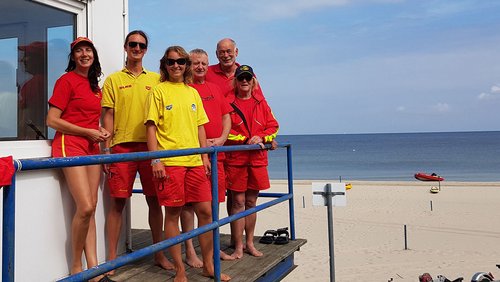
<box><xmin>270</xmin><ymin>140</ymin><xmax>278</xmax><ymax>150</ymax></box>
<box><xmin>248</xmin><ymin>135</ymin><xmax>265</xmax><ymax>149</ymax></box>
<box><xmin>207</xmin><ymin>136</ymin><xmax>226</xmax><ymax>147</ymax></box>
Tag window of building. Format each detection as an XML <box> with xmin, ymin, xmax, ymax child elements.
<box><xmin>0</xmin><ymin>1</ymin><xmax>76</xmax><ymax>140</ymax></box>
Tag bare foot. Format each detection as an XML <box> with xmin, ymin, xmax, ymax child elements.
<box><xmin>230</xmin><ymin>247</ymin><xmax>244</xmax><ymax>259</ymax></box>
<box><xmin>155</xmin><ymin>252</ymin><xmax>175</xmax><ymax>270</ymax></box>
<box><xmin>245</xmin><ymin>245</ymin><xmax>263</xmax><ymax>257</ymax></box>
<box><xmin>220</xmin><ymin>250</ymin><xmax>235</xmax><ymax>261</ymax></box>
<box><xmin>202</xmin><ymin>270</ymin><xmax>232</xmax><ymax>281</ymax></box>
<box><xmin>186</xmin><ymin>254</ymin><xmax>203</xmax><ymax>268</ymax></box>
<box><xmin>173</xmin><ymin>272</ymin><xmax>188</xmax><ymax>282</ymax></box>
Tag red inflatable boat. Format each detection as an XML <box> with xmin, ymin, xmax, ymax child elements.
<box><xmin>414</xmin><ymin>172</ymin><xmax>444</xmax><ymax>182</ymax></box>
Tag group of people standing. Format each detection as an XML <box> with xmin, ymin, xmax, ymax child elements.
<box><xmin>47</xmin><ymin>31</ymin><xmax>279</xmax><ymax>282</ymax></box>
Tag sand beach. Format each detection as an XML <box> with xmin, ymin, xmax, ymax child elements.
<box><xmin>131</xmin><ymin>180</ymin><xmax>500</xmax><ymax>281</ymax></box>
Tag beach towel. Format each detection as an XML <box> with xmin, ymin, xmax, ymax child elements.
<box><xmin>0</xmin><ymin>156</ymin><xmax>15</xmax><ymax>187</ymax></box>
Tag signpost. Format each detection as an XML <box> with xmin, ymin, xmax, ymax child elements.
<box><xmin>312</xmin><ymin>182</ymin><xmax>346</xmax><ymax>282</ymax></box>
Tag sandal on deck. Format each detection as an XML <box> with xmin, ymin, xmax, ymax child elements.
<box><xmin>98</xmin><ymin>275</ymin><xmax>117</xmax><ymax>282</ymax></box>
<box><xmin>274</xmin><ymin>227</ymin><xmax>289</xmax><ymax>245</ymax></box>
<box><xmin>259</xmin><ymin>230</ymin><xmax>277</xmax><ymax>244</ymax></box>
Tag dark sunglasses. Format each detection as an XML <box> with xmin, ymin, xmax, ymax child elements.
<box><xmin>128</xmin><ymin>41</ymin><xmax>147</xmax><ymax>49</ymax></box>
<box><xmin>166</xmin><ymin>58</ymin><xmax>188</xmax><ymax>66</ymax></box>
<box><xmin>237</xmin><ymin>74</ymin><xmax>253</xmax><ymax>82</ymax></box>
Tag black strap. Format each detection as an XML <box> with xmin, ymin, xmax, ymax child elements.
<box><xmin>230</xmin><ymin>102</ymin><xmax>251</xmax><ymax>142</ymax></box>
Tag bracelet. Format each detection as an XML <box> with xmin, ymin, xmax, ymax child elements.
<box><xmin>151</xmin><ymin>159</ymin><xmax>161</xmax><ymax>165</ymax></box>
<box><xmin>102</xmin><ymin>148</ymin><xmax>111</xmax><ymax>153</ymax></box>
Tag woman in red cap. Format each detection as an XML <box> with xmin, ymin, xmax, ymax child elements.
<box><xmin>225</xmin><ymin>65</ymin><xmax>279</xmax><ymax>259</ymax></box>
<box><xmin>46</xmin><ymin>37</ymin><xmax>112</xmax><ymax>282</ymax></box>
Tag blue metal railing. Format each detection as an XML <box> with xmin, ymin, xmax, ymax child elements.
<box><xmin>2</xmin><ymin>143</ymin><xmax>295</xmax><ymax>282</ymax></box>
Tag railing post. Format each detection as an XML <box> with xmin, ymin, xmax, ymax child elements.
<box><xmin>286</xmin><ymin>144</ymin><xmax>296</xmax><ymax>240</ymax></box>
<box><xmin>210</xmin><ymin>149</ymin><xmax>221</xmax><ymax>282</ymax></box>
<box><xmin>3</xmin><ymin>175</ymin><xmax>16</xmax><ymax>282</ymax></box>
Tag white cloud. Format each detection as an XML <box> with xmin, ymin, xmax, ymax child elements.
<box><xmin>478</xmin><ymin>84</ymin><xmax>500</xmax><ymax>100</ymax></box>
<box><xmin>431</xmin><ymin>102</ymin><xmax>451</xmax><ymax>113</ymax></box>
<box><xmin>396</xmin><ymin>106</ymin><xmax>406</xmax><ymax>112</ymax></box>
<box><xmin>478</xmin><ymin>93</ymin><xmax>493</xmax><ymax>100</ymax></box>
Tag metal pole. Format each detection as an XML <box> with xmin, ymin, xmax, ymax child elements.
<box><xmin>286</xmin><ymin>145</ymin><xmax>296</xmax><ymax>240</ymax></box>
<box><xmin>326</xmin><ymin>183</ymin><xmax>335</xmax><ymax>282</ymax></box>
<box><xmin>3</xmin><ymin>175</ymin><xmax>15</xmax><ymax>282</ymax></box>
<box><xmin>210</xmin><ymin>150</ymin><xmax>221</xmax><ymax>282</ymax></box>
<box><xmin>404</xmin><ymin>225</ymin><xmax>408</xmax><ymax>250</ymax></box>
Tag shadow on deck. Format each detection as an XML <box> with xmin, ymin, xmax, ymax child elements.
<box><xmin>111</xmin><ymin>229</ymin><xmax>306</xmax><ymax>282</ymax></box>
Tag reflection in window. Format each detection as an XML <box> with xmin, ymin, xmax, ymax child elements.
<box><xmin>18</xmin><ymin>40</ymin><xmax>47</xmax><ymax>139</ymax></box>
<box><xmin>0</xmin><ymin>1</ymin><xmax>74</xmax><ymax>140</ymax></box>
<box><xmin>47</xmin><ymin>26</ymin><xmax>73</xmax><ymax>139</ymax></box>
<box><xmin>0</xmin><ymin>38</ymin><xmax>17</xmax><ymax>138</ymax></box>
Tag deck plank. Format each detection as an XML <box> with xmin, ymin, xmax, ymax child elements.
<box><xmin>110</xmin><ymin>229</ymin><xmax>306</xmax><ymax>281</ymax></box>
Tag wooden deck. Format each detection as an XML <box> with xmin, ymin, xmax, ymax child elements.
<box><xmin>110</xmin><ymin>229</ymin><xmax>307</xmax><ymax>282</ymax></box>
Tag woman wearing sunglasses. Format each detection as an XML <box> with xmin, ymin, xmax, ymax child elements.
<box><xmin>145</xmin><ymin>46</ymin><xmax>231</xmax><ymax>282</ymax></box>
<box><xmin>225</xmin><ymin>65</ymin><xmax>279</xmax><ymax>259</ymax></box>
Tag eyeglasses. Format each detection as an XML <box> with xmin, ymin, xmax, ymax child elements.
<box><xmin>237</xmin><ymin>74</ymin><xmax>253</xmax><ymax>82</ymax></box>
<box><xmin>166</xmin><ymin>58</ymin><xmax>188</xmax><ymax>66</ymax></box>
<box><xmin>217</xmin><ymin>49</ymin><xmax>233</xmax><ymax>55</ymax></box>
<box><xmin>128</xmin><ymin>41</ymin><xmax>147</xmax><ymax>49</ymax></box>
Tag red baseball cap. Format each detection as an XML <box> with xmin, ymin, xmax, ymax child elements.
<box><xmin>18</xmin><ymin>41</ymin><xmax>46</xmax><ymax>55</ymax></box>
<box><xmin>70</xmin><ymin>37</ymin><xmax>94</xmax><ymax>50</ymax></box>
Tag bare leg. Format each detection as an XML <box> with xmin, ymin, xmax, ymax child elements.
<box><xmin>244</xmin><ymin>189</ymin><xmax>262</xmax><ymax>257</ymax></box>
<box><xmin>62</xmin><ymin>165</ymin><xmax>99</xmax><ymax>275</ymax></box>
<box><xmin>145</xmin><ymin>196</ymin><xmax>174</xmax><ymax>270</ymax></box>
<box><xmin>180</xmin><ymin>205</ymin><xmax>203</xmax><ymax>268</ymax></box>
<box><xmin>229</xmin><ymin>191</ymin><xmax>246</xmax><ymax>259</ymax></box>
<box><xmin>194</xmin><ymin>202</ymin><xmax>231</xmax><ymax>281</ymax></box>
<box><xmin>105</xmin><ymin>197</ymin><xmax>126</xmax><ymax>275</ymax></box>
<box><xmin>164</xmin><ymin>206</ymin><xmax>187</xmax><ymax>282</ymax></box>
<box><xmin>84</xmin><ymin>164</ymin><xmax>107</xmax><ymax>281</ymax></box>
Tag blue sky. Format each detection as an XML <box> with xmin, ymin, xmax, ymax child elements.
<box><xmin>130</xmin><ymin>0</ymin><xmax>500</xmax><ymax>135</ymax></box>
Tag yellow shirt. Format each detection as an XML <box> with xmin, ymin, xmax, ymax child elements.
<box><xmin>144</xmin><ymin>81</ymin><xmax>209</xmax><ymax>167</ymax></box>
<box><xmin>102</xmin><ymin>68</ymin><xmax>160</xmax><ymax>146</ymax></box>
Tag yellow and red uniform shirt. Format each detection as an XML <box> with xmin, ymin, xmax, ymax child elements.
<box><xmin>144</xmin><ymin>81</ymin><xmax>208</xmax><ymax>167</ymax></box>
<box><xmin>225</xmin><ymin>91</ymin><xmax>279</xmax><ymax>166</ymax></box>
<box><xmin>102</xmin><ymin>68</ymin><xmax>160</xmax><ymax>146</ymax></box>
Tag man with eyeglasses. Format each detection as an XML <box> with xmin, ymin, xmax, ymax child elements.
<box><xmin>206</xmin><ymin>38</ymin><xmax>264</xmax><ymax>100</ymax></box>
<box><xmin>101</xmin><ymin>30</ymin><xmax>174</xmax><ymax>276</ymax></box>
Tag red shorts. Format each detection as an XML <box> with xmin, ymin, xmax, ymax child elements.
<box><xmin>225</xmin><ymin>165</ymin><xmax>270</xmax><ymax>192</ymax></box>
<box><xmin>153</xmin><ymin>166</ymin><xmax>211</xmax><ymax>207</ymax></box>
<box><xmin>51</xmin><ymin>134</ymin><xmax>100</xmax><ymax>157</ymax></box>
<box><xmin>107</xmin><ymin>143</ymin><xmax>155</xmax><ymax>198</ymax></box>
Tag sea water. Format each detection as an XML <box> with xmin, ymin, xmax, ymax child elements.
<box><xmin>268</xmin><ymin>131</ymin><xmax>500</xmax><ymax>181</ymax></box>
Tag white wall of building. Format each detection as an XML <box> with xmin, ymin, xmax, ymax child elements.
<box><xmin>0</xmin><ymin>0</ymin><xmax>129</xmax><ymax>280</ymax></box>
